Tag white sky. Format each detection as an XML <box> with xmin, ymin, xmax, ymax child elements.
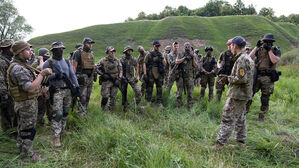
<box><xmin>13</xmin><ymin>0</ymin><xmax>298</xmax><ymax>40</ymax></box>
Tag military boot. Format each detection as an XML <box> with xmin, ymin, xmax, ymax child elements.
<box><xmin>53</xmin><ymin>137</ymin><xmax>61</xmax><ymax>147</ymax></box>
<box><xmin>258</xmin><ymin>113</ymin><xmax>264</xmax><ymax>122</ymax></box>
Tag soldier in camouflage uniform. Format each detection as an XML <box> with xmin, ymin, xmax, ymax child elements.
<box><xmin>167</xmin><ymin>41</ymin><xmax>181</xmax><ymax>93</ymax></box>
<box><xmin>72</xmin><ymin>38</ymin><xmax>96</xmax><ymax>117</ymax></box>
<box><xmin>120</xmin><ymin>46</ymin><xmax>143</xmax><ymax>111</ymax></box>
<box><xmin>163</xmin><ymin>45</ymin><xmax>171</xmax><ymax>87</ymax></box>
<box><xmin>43</xmin><ymin>42</ymin><xmax>80</xmax><ymax>147</ymax></box>
<box><xmin>136</xmin><ymin>46</ymin><xmax>146</xmax><ymax>96</ymax></box>
<box><xmin>8</xmin><ymin>40</ymin><xmax>52</xmax><ymax>161</ymax></box>
<box><xmin>96</xmin><ymin>46</ymin><xmax>123</xmax><ymax>111</ymax></box>
<box><xmin>0</xmin><ymin>39</ymin><xmax>17</xmax><ymax>133</ymax></box>
<box><xmin>194</xmin><ymin>49</ymin><xmax>202</xmax><ymax>87</ymax></box>
<box><xmin>215</xmin><ymin>39</ymin><xmax>234</xmax><ymax>101</ymax></box>
<box><xmin>175</xmin><ymin>42</ymin><xmax>198</xmax><ymax>109</ymax></box>
<box><xmin>199</xmin><ymin>46</ymin><xmax>217</xmax><ymax>101</ymax></box>
<box><xmin>213</xmin><ymin>36</ymin><xmax>254</xmax><ymax>150</ymax></box>
<box><xmin>68</xmin><ymin>43</ymin><xmax>83</xmax><ymax>62</ymax></box>
<box><xmin>247</xmin><ymin>33</ymin><xmax>281</xmax><ymax>122</ymax></box>
<box><xmin>143</xmin><ymin>40</ymin><xmax>166</xmax><ymax>108</ymax></box>
<box><xmin>33</xmin><ymin>48</ymin><xmax>52</xmax><ymax>126</ymax></box>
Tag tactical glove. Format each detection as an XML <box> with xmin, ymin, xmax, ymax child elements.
<box><xmin>40</xmin><ymin>68</ymin><xmax>52</xmax><ymax>76</ymax></box>
<box><xmin>256</xmin><ymin>40</ymin><xmax>263</xmax><ymax>47</ymax></box>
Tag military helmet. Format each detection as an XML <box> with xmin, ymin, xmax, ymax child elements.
<box><xmin>83</xmin><ymin>38</ymin><xmax>95</xmax><ymax>44</ymax></box>
<box><xmin>184</xmin><ymin>42</ymin><xmax>191</xmax><ymax>47</ymax></box>
<box><xmin>38</xmin><ymin>48</ymin><xmax>49</xmax><ymax>56</ymax></box>
<box><xmin>152</xmin><ymin>40</ymin><xmax>161</xmax><ymax>46</ymax></box>
<box><xmin>205</xmin><ymin>46</ymin><xmax>213</xmax><ymax>52</ymax></box>
<box><xmin>106</xmin><ymin>46</ymin><xmax>116</xmax><ymax>54</ymax></box>
<box><xmin>164</xmin><ymin>45</ymin><xmax>171</xmax><ymax>51</ymax></box>
<box><xmin>50</xmin><ymin>41</ymin><xmax>65</xmax><ymax>51</ymax></box>
<box><xmin>1</xmin><ymin>39</ymin><xmax>14</xmax><ymax>48</ymax></box>
<box><xmin>262</xmin><ymin>33</ymin><xmax>275</xmax><ymax>42</ymax></box>
<box><xmin>123</xmin><ymin>45</ymin><xmax>134</xmax><ymax>53</ymax></box>
<box><xmin>75</xmin><ymin>43</ymin><xmax>83</xmax><ymax>49</ymax></box>
<box><xmin>11</xmin><ymin>40</ymin><xmax>32</xmax><ymax>56</ymax></box>
<box><xmin>194</xmin><ymin>49</ymin><xmax>199</xmax><ymax>53</ymax></box>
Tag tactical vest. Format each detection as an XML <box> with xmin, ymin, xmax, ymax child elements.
<box><xmin>122</xmin><ymin>56</ymin><xmax>135</xmax><ymax>78</ymax></box>
<box><xmin>103</xmin><ymin>57</ymin><xmax>120</xmax><ymax>78</ymax></box>
<box><xmin>182</xmin><ymin>52</ymin><xmax>194</xmax><ymax>71</ymax></box>
<box><xmin>137</xmin><ymin>54</ymin><xmax>145</xmax><ymax>76</ymax></box>
<box><xmin>7</xmin><ymin>62</ymin><xmax>40</xmax><ymax>102</ymax></box>
<box><xmin>147</xmin><ymin>51</ymin><xmax>163</xmax><ymax>79</ymax></box>
<box><xmin>222</xmin><ymin>50</ymin><xmax>234</xmax><ymax>75</ymax></box>
<box><xmin>202</xmin><ymin>55</ymin><xmax>216</xmax><ymax>72</ymax></box>
<box><xmin>81</xmin><ymin>51</ymin><xmax>95</xmax><ymax>69</ymax></box>
<box><xmin>256</xmin><ymin>47</ymin><xmax>277</xmax><ymax>71</ymax></box>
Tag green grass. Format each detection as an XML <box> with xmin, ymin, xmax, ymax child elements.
<box><xmin>1</xmin><ymin>63</ymin><xmax>298</xmax><ymax>167</ymax></box>
<box><xmin>280</xmin><ymin>48</ymin><xmax>299</xmax><ymax>65</ymax></box>
<box><xmin>28</xmin><ymin>15</ymin><xmax>298</xmax><ymax>61</ymax></box>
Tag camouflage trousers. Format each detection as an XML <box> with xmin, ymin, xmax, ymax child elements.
<box><xmin>176</xmin><ymin>76</ymin><xmax>194</xmax><ymax>109</ymax></box>
<box><xmin>167</xmin><ymin>71</ymin><xmax>177</xmax><ymax>93</ymax></box>
<box><xmin>15</xmin><ymin>99</ymin><xmax>38</xmax><ymax>158</ymax></box>
<box><xmin>0</xmin><ymin>94</ymin><xmax>17</xmax><ymax>132</ymax></box>
<box><xmin>200</xmin><ymin>75</ymin><xmax>215</xmax><ymax>101</ymax></box>
<box><xmin>101</xmin><ymin>80</ymin><xmax>118</xmax><ymax>111</ymax></box>
<box><xmin>217</xmin><ymin>98</ymin><xmax>247</xmax><ymax>145</ymax></box>
<box><xmin>121</xmin><ymin>78</ymin><xmax>142</xmax><ymax>108</ymax></box>
<box><xmin>146</xmin><ymin>76</ymin><xmax>163</xmax><ymax>104</ymax></box>
<box><xmin>140</xmin><ymin>76</ymin><xmax>147</xmax><ymax>97</ymax></box>
<box><xmin>77</xmin><ymin>74</ymin><xmax>93</xmax><ymax>117</ymax></box>
<box><xmin>37</xmin><ymin>94</ymin><xmax>52</xmax><ymax>126</ymax></box>
<box><xmin>51</xmin><ymin>88</ymin><xmax>71</xmax><ymax>138</ymax></box>
<box><xmin>215</xmin><ymin>76</ymin><xmax>226</xmax><ymax>101</ymax></box>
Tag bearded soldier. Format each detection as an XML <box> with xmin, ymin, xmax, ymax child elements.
<box><xmin>72</xmin><ymin>38</ymin><xmax>96</xmax><ymax>117</ymax></box>
<box><xmin>199</xmin><ymin>46</ymin><xmax>217</xmax><ymax>101</ymax></box>
<box><xmin>96</xmin><ymin>46</ymin><xmax>123</xmax><ymax>111</ymax></box>
<box><xmin>213</xmin><ymin>36</ymin><xmax>254</xmax><ymax>150</ymax></box>
<box><xmin>0</xmin><ymin>39</ymin><xmax>17</xmax><ymax>133</ymax></box>
<box><xmin>175</xmin><ymin>42</ymin><xmax>198</xmax><ymax>109</ymax></box>
<box><xmin>143</xmin><ymin>40</ymin><xmax>166</xmax><ymax>108</ymax></box>
<box><xmin>8</xmin><ymin>41</ymin><xmax>52</xmax><ymax>161</ymax></box>
<box><xmin>136</xmin><ymin>46</ymin><xmax>146</xmax><ymax>96</ymax></box>
<box><xmin>247</xmin><ymin>33</ymin><xmax>281</xmax><ymax>121</ymax></box>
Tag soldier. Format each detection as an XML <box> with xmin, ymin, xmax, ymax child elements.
<box><xmin>43</xmin><ymin>41</ymin><xmax>80</xmax><ymax>147</ymax></box>
<box><xmin>120</xmin><ymin>46</ymin><xmax>143</xmax><ymax>111</ymax></box>
<box><xmin>136</xmin><ymin>46</ymin><xmax>147</xmax><ymax>96</ymax></box>
<box><xmin>245</xmin><ymin>46</ymin><xmax>251</xmax><ymax>55</ymax></box>
<box><xmin>199</xmin><ymin>46</ymin><xmax>217</xmax><ymax>101</ymax></box>
<box><xmin>68</xmin><ymin>43</ymin><xmax>83</xmax><ymax>62</ymax></box>
<box><xmin>215</xmin><ymin>39</ymin><xmax>234</xmax><ymax>101</ymax></box>
<box><xmin>213</xmin><ymin>36</ymin><xmax>254</xmax><ymax>150</ymax></box>
<box><xmin>27</xmin><ymin>48</ymin><xmax>37</xmax><ymax>66</ymax></box>
<box><xmin>96</xmin><ymin>46</ymin><xmax>123</xmax><ymax>111</ymax></box>
<box><xmin>175</xmin><ymin>42</ymin><xmax>198</xmax><ymax>109</ymax></box>
<box><xmin>143</xmin><ymin>40</ymin><xmax>166</xmax><ymax>108</ymax></box>
<box><xmin>163</xmin><ymin>45</ymin><xmax>171</xmax><ymax>86</ymax></box>
<box><xmin>34</xmin><ymin>48</ymin><xmax>51</xmax><ymax>127</ymax></box>
<box><xmin>0</xmin><ymin>39</ymin><xmax>17</xmax><ymax>133</ymax></box>
<box><xmin>72</xmin><ymin>38</ymin><xmax>96</xmax><ymax>117</ymax></box>
<box><xmin>194</xmin><ymin>49</ymin><xmax>202</xmax><ymax>87</ymax></box>
<box><xmin>167</xmin><ymin>41</ymin><xmax>181</xmax><ymax>93</ymax></box>
<box><xmin>247</xmin><ymin>33</ymin><xmax>281</xmax><ymax>122</ymax></box>
<box><xmin>8</xmin><ymin>40</ymin><xmax>52</xmax><ymax>161</ymax></box>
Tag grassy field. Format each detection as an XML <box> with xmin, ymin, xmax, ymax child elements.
<box><xmin>1</xmin><ymin>15</ymin><xmax>298</xmax><ymax>167</ymax></box>
<box><xmin>28</xmin><ymin>15</ymin><xmax>298</xmax><ymax>60</ymax></box>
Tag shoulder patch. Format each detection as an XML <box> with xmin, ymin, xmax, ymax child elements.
<box><xmin>239</xmin><ymin>67</ymin><xmax>245</xmax><ymax>77</ymax></box>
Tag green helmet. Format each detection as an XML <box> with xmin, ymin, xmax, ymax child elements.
<box><xmin>123</xmin><ymin>45</ymin><xmax>134</xmax><ymax>53</ymax></box>
<box><xmin>0</xmin><ymin>39</ymin><xmax>14</xmax><ymax>48</ymax></box>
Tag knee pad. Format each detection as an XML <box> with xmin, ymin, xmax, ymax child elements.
<box><xmin>101</xmin><ymin>98</ymin><xmax>108</xmax><ymax>106</ymax></box>
<box><xmin>54</xmin><ymin>110</ymin><xmax>63</xmax><ymax>122</ymax></box>
<box><xmin>63</xmin><ymin>107</ymin><xmax>69</xmax><ymax>117</ymax></box>
<box><xmin>20</xmin><ymin>128</ymin><xmax>36</xmax><ymax>141</ymax></box>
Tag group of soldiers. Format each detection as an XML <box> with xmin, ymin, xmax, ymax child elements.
<box><xmin>0</xmin><ymin>33</ymin><xmax>281</xmax><ymax>161</ymax></box>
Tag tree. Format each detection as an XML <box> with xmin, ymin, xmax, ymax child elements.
<box><xmin>259</xmin><ymin>7</ymin><xmax>275</xmax><ymax>20</ymax></box>
<box><xmin>0</xmin><ymin>0</ymin><xmax>33</xmax><ymax>40</ymax></box>
<box><xmin>288</xmin><ymin>14</ymin><xmax>299</xmax><ymax>25</ymax></box>
<box><xmin>243</xmin><ymin>4</ymin><xmax>257</xmax><ymax>15</ymax></box>
<box><xmin>220</xmin><ymin>2</ymin><xmax>234</xmax><ymax>16</ymax></box>
<box><xmin>233</xmin><ymin>0</ymin><xmax>245</xmax><ymax>15</ymax></box>
<box><xmin>136</xmin><ymin>12</ymin><xmax>146</xmax><ymax>20</ymax></box>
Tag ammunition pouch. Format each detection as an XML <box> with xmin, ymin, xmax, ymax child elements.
<box><xmin>77</xmin><ymin>74</ymin><xmax>87</xmax><ymax>86</ymax></box>
<box><xmin>257</xmin><ymin>70</ymin><xmax>281</xmax><ymax>82</ymax></box>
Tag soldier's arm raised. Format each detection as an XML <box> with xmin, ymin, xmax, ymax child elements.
<box><xmin>268</xmin><ymin>50</ymin><xmax>280</xmax><ymax>64</ymax></box>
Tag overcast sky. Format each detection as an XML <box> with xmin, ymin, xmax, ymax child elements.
<box><xmin>13</xmin><ymin>0</ymin><xmax>298</xmax><ymax>40</ymax></box>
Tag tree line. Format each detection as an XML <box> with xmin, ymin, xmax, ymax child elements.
<box><xmin>125</xmin><ymin>0</ymin><xmax>299</xmax><ymax>25</ymax></box>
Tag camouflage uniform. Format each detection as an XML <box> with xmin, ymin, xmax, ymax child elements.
<box><xmin>137</xmin><ymin>50</ymin><xmax>146</xmax><ymax>96</ymax></box>
<box><xmin>176</xmin><ymin>48</ymin><xmax>197</xmax><ymax>109</ymax></box>
<box><xmin>120</xmin><ymin>46</ymin><xmax>142</xmax><ymax>110</ymax></box>
<box><xmin>144</xmin><ymin>50</ymin><xmax>165</xmax><ymax>105</ymax></box>
<box><xmin>199</xmin><ymin>51</ymin><xmax>217</xmax><ymax>101</ymax></box>
<box><xmin>167</xmin><ymin>50</ymin><xmax>180</xmax><ymax>92</ymax></box>
<box><xmin>0</xmin><ymin>40</ymin><xmax>17</xmax><ymax>132</ymax></box>
<box><xmin>216</xmin><ymin>52</ymin><xmax>254</xmax><ymax>145</ymax></box>
<box><xmin>194</xmin><ymin>51</ymin><xmax>202</xmax><ymax>87</ymax></box>
<box><xmin>163</xmin><ymin>46</ymin><xmax>171</xmax><ymax>86</ymax></box>
<box><xmin>97</xmin><ymin>53</ymin><xmax>122</xmax><ymax>111</ymax></box>
<box><xmin>216</xmin><ymin>50</ymin><xmax>234</xmax><ymax>101</ymax></box>
<box><xmin>73</xmin><ymin>41</ymin><xmax>95</xmax><ymax>116</ymax></box>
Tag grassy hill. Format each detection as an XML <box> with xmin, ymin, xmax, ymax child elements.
<box><xmin>0</xmin><ymin>15</ymin><xmax>298</xmax><ymax>167</ymax></box>
<box><xmin>29</xmin><ymin>15</ymin><xmax>299</xmax><ymax>60</ymax></box>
